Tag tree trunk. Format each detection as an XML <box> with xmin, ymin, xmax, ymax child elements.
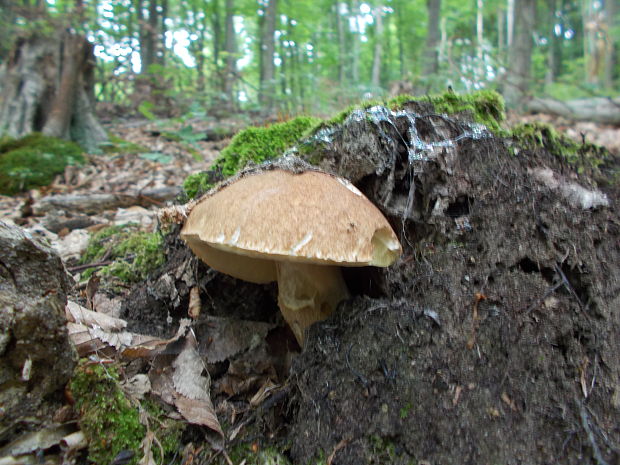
<box><xmin>0</xmin><ymin>31</ymin><xmax>107</xmax><ymax>151</ymax></box>
<box><xmin>259</xmin><ymin>0</ymin><xmax>278</xmax><ymax>109</ymax></box>
<box><xmin>604</xmin><ymin>0</ymin><xmax>616</xmax><ymax>88</ymax></box>
<box><xmin>546</xmin><ymin>0</ymin><xmax>562</xmax><ymax>85</ymax></box>
<box><xmin>506</xmin><ymin>0</ymin><xmax>515</xmax><ymax>46</ymax></box>
<box><xmin>422</xmin><ymin>0</ymin><xmax>441</xmax><ymax>76</ymax></box>
<box><xmin>335</xmin><ymin>1</ymin><xmax>346</xmax><ymax>84</ymax></box>
<box><xmin>371</xmin><ymin>6</ymin><xmax>383</xmax><ymax>88</ymax></box>
<box><xmin>476</xmin><ymin>0</ymin><xmax>484</xmax><ymax>80</ymax></box>
<box><xmin>349</xmin><ymin>0</ymin><xmax>360</xmax><ymax>83</ymax></box>
<box><xmin>222</xmin><ymin>0</ymin><xmax>237</xmax><ymax>110</ymax></box>
<box><xmin>503</xmin><ymin>0</ymin><xmax>536</xmax><ymax>109</ymax></box>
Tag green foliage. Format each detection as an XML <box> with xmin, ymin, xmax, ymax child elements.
<box><xmin>138</xmin><ymin>152</ymin><xmax>174</xmax><ymax>164</ymax></box>
<box><xmin>81</xmin><ymin>225</ymin><xmax>165</xmax><ymax>283</ymax></box>
<box><xmin>137</xmin><ymin>101</ymin><xmax>157</xmax><ymax>120</ymax></box>
<box><xmin>399</xmin><ymin>402</ymin><xmax>413</xmax><ymax>419</ymax></box>
<box><xmin>0</xmin><ymin>133</ymin><xmax>84</xmax><ymax>195</ymax></box>
<box><xmin>213</xmin><ymin>116</ymin><xmax>321</xmax><ymax>177</ymax></box>
<box><xmin>100</xmin><ymin>134</ymin><xmax>148</xmax><ymax>155</ymax></box>
<box><xmin>70</xmin><ymin>361</ymin><xmax>144</xmax><ymax>465</ymax></box>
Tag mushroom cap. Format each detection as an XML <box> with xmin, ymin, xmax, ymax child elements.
<box><xmin>180</xmin><ymin>169</ymin><xmax>402</xmax><ymax>284</ymax></box>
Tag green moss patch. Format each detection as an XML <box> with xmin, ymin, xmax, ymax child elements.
<box><xmin>0</xmin><ymin>133</ymin><xmax>84</xmax><ymax>195</ymax></box>
<box><xmin>71</xmin><ymin>362</ymin><xmax>144</xmax><ymax>465</ymax></box>
<box><xmin>71</xmin><ymin>361</ymin><xmax>184</xmax><ymax>465</ymax></box>
<box><xmin>182</xmin><ymin>116</ymin><xmax>320</xmax><ymax>199</ymax></box>
<box><xmin>511</xmin><ymin>122</ymin><xmax>616</xmax><ymax>182</ymax></box>
<box><xmin>81</xmin><ymin>225</ymin><xmax>165</xmax><ymax>283</ymax></box>
<box><xmin>424</xmin><ymin>89</ymin><xmax>505</xmax><ymax>134</ymax></box>
<box><xmin>213</xmin><ymin>116</ymin><xmax>321</xmax><ymax>178</ymax></box>
<box><xmin>182</xmin><ymin>168</ymin><xmax>225</xmax><ymax>200</ymax></box>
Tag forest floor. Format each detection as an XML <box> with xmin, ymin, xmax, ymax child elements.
<box><xmin>1</xmin><ymin>109</ymin><xmax>619</xmax><ymax>465</ymax></box>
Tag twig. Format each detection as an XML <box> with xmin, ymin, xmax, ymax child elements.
<box><xmin>67</xmin><ymin>260</ymin><xmax>113</xmax><ymax>273</ymax></box>
<box><xmin>576</xmin><ymin>398</ymin><xmax>609</xmax><ymax>465</ymax></box>
<box><xmin>327</xmin><ymin>438</ymin><xmax>351</xmax><ymax>465</ymax></box>
<box><xmin>346</xmin><ymin>344</ymin><xmax>369</xmax><ymax>388</ymax></box>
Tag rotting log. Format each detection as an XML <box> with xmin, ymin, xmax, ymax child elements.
<box><xmin>526</xmin><ymin>96</ymin><xmax>620</xmax><ymax>124</ymax></box>
<box><xmin>33</xmin><ymin>186</ymin><xmax>182</xmax><ymax>215</ymax></box>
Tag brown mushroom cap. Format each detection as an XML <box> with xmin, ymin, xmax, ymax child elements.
<box><xmin>180</xmin><ymin>169</ymin><xmax>402</xmax><ymax>283</ymax></box>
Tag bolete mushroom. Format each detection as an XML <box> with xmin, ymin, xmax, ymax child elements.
<box><xmin>180</xmin><ymin>168</ymin><xmax>401</xmax><ymax>345</ymax></box>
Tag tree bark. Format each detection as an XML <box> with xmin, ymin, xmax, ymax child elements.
<box><xmin>0</xmin><ymin>31</ymin><xmax>107</xmax><ymax>151</ymax></box>
<box><xmin>222</xmin><ymin>0</ymin><xmax>237</xmax><ymax>109</ymax></box>
<box><xmin>603</xmin><ymin>0</ymin><xmax>616</xmax><ymax>88</ymax></box>
<box><xmin>422</xmin><ymin>0</ymin><xmax>441</xmax><ymax>76</ymax></box>
<box><xmin>335</xmin><ymin>1</ymin><xmax>346</xmax><ymax>84</ymax></box>
<box><xmin>503</xmin><ymin>0</ymin><xmax>536</xmax><ymax>109</ymax></box>
<box><xmin>259</xmin><ymin>0</ymin><xmax>278</xmax><ymax>109</ymax></box>
<box><xmin>371</xmin><ymin>6</ymin><xmax>383</xmax><ymax>88</ymax></box>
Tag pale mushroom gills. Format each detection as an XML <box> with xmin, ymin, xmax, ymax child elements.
<box><xmin>180</xmin><ymin>169</ymin><xmax>402</xmax><ymax>345</ymax></box>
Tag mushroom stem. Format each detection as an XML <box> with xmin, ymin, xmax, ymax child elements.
<box><xmin>276</xmin><ymin>261</ymin><xmax>350</xmax><ymax>346</ymax></box>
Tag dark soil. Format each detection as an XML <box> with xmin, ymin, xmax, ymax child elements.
<box><xmin>123</xmin><ymin>105</ymin><xmax>620</xmax><ymax>464</ymax></box>
<box><xmin>287</xmin><ymin>108</ymin><xmax>620</xmax><ymax>464</ymax></box>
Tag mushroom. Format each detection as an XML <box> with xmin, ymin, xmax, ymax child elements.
<box><xmin>180</xmin><ymin>168</ymin><xmax>402</xmax><ymax>345</ymax></box>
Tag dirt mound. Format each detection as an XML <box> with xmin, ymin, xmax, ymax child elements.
<box><xmin>120</xmin><ymin>99</ymin><xmax>619</xmax><ymax>464</ymax></box>
<box><xmin>286</xmin><ymin>105</ymin><xmax>620</xmax><ymax>464</ymax></box>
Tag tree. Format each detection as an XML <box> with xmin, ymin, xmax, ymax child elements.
<box><xmin>0</xmin><ymin>30</ymin><xmax>107</xmax><ymax>151</ymax></box>
<box><xmin>222</xmin><ymin>0</ymin><xmax>238</xmax><ymax>109</ymax></box>
<box><xmin>259</xmin><ymin>0</ymin><xmax>278</xmax><ymax>109</ymax></box>
<box><xmin>503</xmin><ymin>0</ymin><xmax>536</xmax><ymax>108</ymax></box>
<box><xmin>423</xmin><ymin>0</ymin><xmax>442</xmax><ymax>76</ymax></box>
<box><xmin>371</xmin><ymin>6</ymin><xmax>384</xmax><ymax>88</ymax></box>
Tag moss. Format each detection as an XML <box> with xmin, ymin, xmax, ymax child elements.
<box><xmin>511</xmin><ymin>122</ymin><xmax>616</xmax><ymax>181</ymax></box>
<box><xmin>213</xmin><ymin>116</ymin><xmax>321</xmax><ymax>177</ymax></box>
<box><xmin>0</xmin><ymin>133</ymin><xmax>84</xmax><ymax>195</ymax></box>
<box><xmin>71</xmin><ymin>361</ymin><xmax>185</xmax><ymax>465</ymax></box>
<box><xmin>424</xmin><ymin>89</ymin><xmax>506</xmax><ymax>134</ymax></box>
<box><xmin>368</xmin><ymin>435</ymin><xmax>398</xmax><ymax>462</ymax></box>
<box><xmin>81</xmin><ymin>225</ymin><xmax>165</xmax><ymax>283</ymax></box>
<box><xmin>141</xmin><ymin>399</ymin><xmax>185</xmax><ymax>456</ymax></box>
<box><xmin>399</xmin><ymin>402</ymin><xmax>413</xmax><ymax>419</ymax></box>
<box><xmin>182</xmin><ymin>167</ymin><xmax>226</xmax><ymax>199</ymax></box>
<box><xmin>70</xmin><ymin>361</ymin><xmax>145</xmax><ymax>465</ymax></box>
<box><xmin>511</xmin><ymin>122</ymin><xmax>579</xmax><ymax>157</ymax></box>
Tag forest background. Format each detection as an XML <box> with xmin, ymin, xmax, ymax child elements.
<box><xmin>0</xmin><ymin>0</ymin><xmax>617</xmax><ymax>119</ymax></box>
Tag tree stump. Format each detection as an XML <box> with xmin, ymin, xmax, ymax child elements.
<box><xmin>0</xmin><ymin>30</ymin><xmax>107</xmax><ymax>152</ymax></box>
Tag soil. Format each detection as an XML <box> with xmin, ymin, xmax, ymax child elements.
<box><xmin>286</xmin><ymin>108</ymin><xmax>620</xmax><ymax>464</ymax></box>
<box><xmin>116</xmin><ymin>106</ymin><xmax>620</xmax><ymax>463</ymax></box>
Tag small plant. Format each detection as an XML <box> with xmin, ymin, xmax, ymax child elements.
<box><xmin>80</xmin><ymin>226</ymin><xmax>165</xmax><ymax>283</ymax></box>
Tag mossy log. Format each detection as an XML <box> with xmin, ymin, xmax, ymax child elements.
<box><xmin>527</xmin><ymin>96</ymin><xmax>620</xmax><ymax>124</ymax></box>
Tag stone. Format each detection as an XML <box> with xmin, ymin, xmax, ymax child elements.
<box><xmin>0</xmin><ymin>220</ymin><xmax>77</xmax><ymax>439</ymax></box>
